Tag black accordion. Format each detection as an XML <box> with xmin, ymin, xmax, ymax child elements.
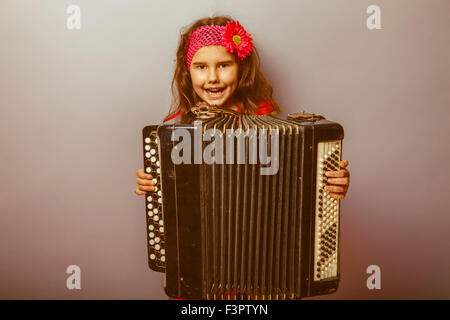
<box><xmin>142</xmin><ymin>110</ymin><xmax>344</xmax><ymax>300</ymax></box>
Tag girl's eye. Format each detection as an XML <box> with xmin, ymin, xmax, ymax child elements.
<box><xmin>220</xmin><ymin>64</ymin><xmax>228</xmax><ymax>68</ymax></box>
<box><xmin>197</xmin><ymin>65</ymin><xmax>206</xmax><ymax>70</ymax></box>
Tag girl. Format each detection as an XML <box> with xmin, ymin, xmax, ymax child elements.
<box><xmin>135</xmin><ymin>15</ymin><xmax>350</xmax><ymax>199</ymax></box>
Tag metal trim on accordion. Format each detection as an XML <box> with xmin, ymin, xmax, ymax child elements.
<box><xmin>142</xmin><ymin>111</ymin><xmax>344</xmax><ymax>300</ymax></box>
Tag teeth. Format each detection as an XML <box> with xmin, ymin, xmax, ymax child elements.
<box><xmin>206</xmin><ymin>88</ymin><xmax>224</xmax><ymax>97</ymax></box>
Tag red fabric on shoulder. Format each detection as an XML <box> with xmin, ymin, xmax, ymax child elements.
<box><xmin>237</xmin><ymin>101</ymin><xmax>274</xmax><ymax>115</ymax></box>
<box><xmin>255</xmin><ymin>101</ymin><xmax>274</xmax><ymax>115</ymax></box>
<box><xmin>164</xmin><ymin>112</ymin><xmax>182</xmax><ymax>122</ymax></box>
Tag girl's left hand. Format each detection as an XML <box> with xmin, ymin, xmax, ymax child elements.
<box><xmin>324</xmin><ymin>160</ymin><xmax>350</xmax><ymax>200</ymax></box>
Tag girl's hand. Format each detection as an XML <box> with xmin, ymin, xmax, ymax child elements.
<box><xmin>135</xmin><ymin>168</ymin><xmax>155</xmax><ymax>196</ymax></box>
<box><xmin>324</xmin><ymin>160</ymin><xmax>350</xmax><ymax>200</ymax></box>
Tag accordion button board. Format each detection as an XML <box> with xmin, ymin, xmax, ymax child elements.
<box><xmin>314</xmin><ymin>142</ymin><xmax>341</xmax><ymax>281</ymax></box>
<box><xmin>142</xmin><ymin>114</ymin><xmax>344</xmax><ymax>299</ymax></box>
<box><xmin>142</xmin><ymin>128</ymin><xmax>166</xmax><ymax>272</ymax></box>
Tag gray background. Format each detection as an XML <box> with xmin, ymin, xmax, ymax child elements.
<box><xmin>1</xmin><ymin>0</ymin><xmax>449</xmax><ymax>299</ymax></box>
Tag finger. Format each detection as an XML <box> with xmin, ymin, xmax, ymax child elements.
<box><xmin>136</xmin><ymin>168</ymin><xmax>153</xmax><ymax>179</ymax></box>
<box><xmin>324</xmin><ymin>185</ymin><xmax>348</xmax><ymax>193</ymax></box>
<box><xmin>327</xmin><ymin>177</ymin><xmax>349</xmax><ymax>186</ymax></box>
<box><xmin>328</xmin><ymin>192</ymin><xmax>346</xmax><ymax>200</ymax></box>
<box><xmin>138</xmin><ymin>185</ymin><xmax>155</xmax><ymax>192</ymax></box>
<box><xmin>325</xmin><ymin>169</ymin><xmax>349</xmax><ymax>178</ymax></box>
<box><xmin>136</xmin><ymin>177</ymin><xmax>155</xmax><ymax>186</ymax></box>
<box><xmin>134</xmin><ymin>188</ymin><xmax>146</xmax><ymax>196</ymax></box>
<box><xmin>339</xmin><ymin>160</ymin><xmax>349</xmax><ymax>169</ymax></box>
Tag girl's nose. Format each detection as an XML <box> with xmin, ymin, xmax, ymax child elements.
<box><xmin>207</xmin><ymin>68</ymin><xmax>219</xmax><ymax>82</ymax></box>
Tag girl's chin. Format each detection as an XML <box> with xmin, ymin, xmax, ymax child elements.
<box><xmin>203</xmin><ymin>97</ymin><xmax>228</xmax><ymax>107</ymax></box>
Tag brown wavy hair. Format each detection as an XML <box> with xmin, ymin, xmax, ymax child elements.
<box><xmin>164</xmin><ymin>15</ymin><xmax>280</xmax><ymax>122</ymax></box>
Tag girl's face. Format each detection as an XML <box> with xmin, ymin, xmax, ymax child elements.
<box><xmin>189</xmin><ymin>45</ymin><xmax>239</xmax><ymax>108</ymax></box>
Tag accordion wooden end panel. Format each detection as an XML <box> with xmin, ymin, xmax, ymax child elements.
<box><xmin>142</xmin><ymin>114</ymin><xmax>344</xmax><ymax>299</ymax></box>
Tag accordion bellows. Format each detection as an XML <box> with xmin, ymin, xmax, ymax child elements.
<box><xmin>142</xmin><ymin>113</ymin><xmax>344</xmax><ymax>299</ymax></box>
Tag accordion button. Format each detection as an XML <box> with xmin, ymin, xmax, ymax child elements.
<box><xmin>161</xmin><ymin>256</ymin><xmax>165</xmax><ymax>262</ymax></box>
<box><xmin>145</xmin><ymin>145</ymin><xmax>150</xmax><ymax>151</ymax></box>
<box><xmin>150</xmin><ymin>254</ymin><xmax>155</xmax><ymax>260</ymax></box>
<box><xmin>145</xmin><ymin>138</ymin><xmax>150</xmax><ymax>143</ymax></box>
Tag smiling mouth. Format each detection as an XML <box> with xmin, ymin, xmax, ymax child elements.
<box><xmin>205</xmin><ymin>87</ymin><xmax>225</xmax><ymax>98</ymax></box>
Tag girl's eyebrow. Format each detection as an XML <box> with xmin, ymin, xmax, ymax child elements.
<box><xmin>192</xmin><ymin>60</ymin><xmax>234</xmax><ymax>65</ymax></box>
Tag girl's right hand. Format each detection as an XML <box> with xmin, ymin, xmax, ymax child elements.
<box><xmin>135</xmin><ymin>168</ymin><xmax>155</xmax><ymax>196</ymax></box>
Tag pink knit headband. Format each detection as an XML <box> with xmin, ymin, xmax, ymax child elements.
<box><xmin>185</xmin><ymin>21</ymin><xmax>254</xmax><ymax>69</ymax></box>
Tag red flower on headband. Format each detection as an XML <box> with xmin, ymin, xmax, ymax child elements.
<box><xmin>222</xmin><ymin>21</ymin><xmax>253</xmax><ymax>59</ymax></box>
